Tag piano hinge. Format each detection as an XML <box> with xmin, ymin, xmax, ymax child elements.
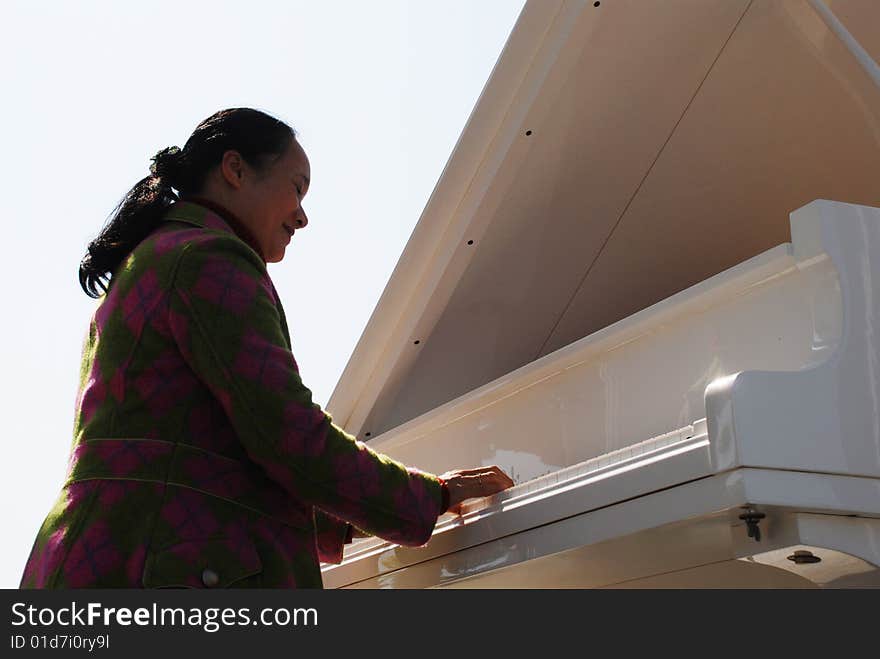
<box><xmin>739</xmin><ymin>508</ymin><xmax>766</xmax><ymax>542</ymax></box>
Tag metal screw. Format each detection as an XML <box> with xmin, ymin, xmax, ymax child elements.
<box><xmin>738</xmin><ymin>508</ymin><xmax>766</xmax><ymax>542</ymax></box>
<box><xmin>787</xmin><ymin>550</ymin><xmax>821</xmax><ymax>564</ymax></box>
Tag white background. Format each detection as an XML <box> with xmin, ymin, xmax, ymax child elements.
<box><xmin>0</xmin><ymin>0</ymin><xmax>525</xmax><ymax>588</ymax></box>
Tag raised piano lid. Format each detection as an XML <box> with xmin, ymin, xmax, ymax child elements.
<box><xmin>321</xmin><ymin>0</ymin><xmax>880</xmax><ymax>587</ymax></box>
<box><xmin>326</xmin><ymin>0</ymin><xmax>880</xmax><ymax>440</ymax></box>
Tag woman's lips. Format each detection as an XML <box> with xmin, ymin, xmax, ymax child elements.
<box><xmin>282</xmin><ymin>223</ymin><xmax>295</xmax><ymax>237</ymax></box>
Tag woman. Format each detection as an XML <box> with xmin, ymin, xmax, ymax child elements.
<box><xmin>20</xmin><ymin>108</ymin><xmax>513</xmax><ymax>588</ymax></box>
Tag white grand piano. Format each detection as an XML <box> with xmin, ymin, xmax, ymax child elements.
<box><xmin>321</xmin><ymin>0</ymin><xmax>880</xmax><ymax>588</ymax></box>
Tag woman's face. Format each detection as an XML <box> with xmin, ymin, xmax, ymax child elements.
<box><xmin>235</xmin><ymin>139</ymin><xmax>310</xmax><ymax>263</ymax></box>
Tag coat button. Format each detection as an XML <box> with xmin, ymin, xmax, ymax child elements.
<box><xmin>201</xmin><ymin>568</ymin><xmax>220</xmax><ymax>587</ymax></box>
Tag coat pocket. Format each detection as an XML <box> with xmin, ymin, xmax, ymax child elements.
<box><xmin>142</xmin><ymin>534</ymin><xmax>263</xmax><ymax>588</ymax></box>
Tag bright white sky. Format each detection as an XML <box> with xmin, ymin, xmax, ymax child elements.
<box><xmin>0</xmin><ymin>0</ymin><xmax>525</xmax><ymax>588</ymax></box>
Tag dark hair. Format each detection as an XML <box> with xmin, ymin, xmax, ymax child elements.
<box><xmin>78</xmin><ymin>108</ymin><xmax>295</xmax><ymax>298</ymax></box>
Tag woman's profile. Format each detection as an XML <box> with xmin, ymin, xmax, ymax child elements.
<box><xmin>20</xmin><ymin>108</ymin><xmax>513</xmax><ymax>589</ymax></box>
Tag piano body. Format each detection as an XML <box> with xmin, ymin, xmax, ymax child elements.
<box><xmin>321</xmin><ymin>0</ymin><xmax>880</xmax><ymax>588</ymax></box>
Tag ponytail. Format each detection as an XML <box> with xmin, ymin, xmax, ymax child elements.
<box><xmin>78</xmin><ymin>147</ymin><xmax>182</xmax><ymax>298</ymax></box>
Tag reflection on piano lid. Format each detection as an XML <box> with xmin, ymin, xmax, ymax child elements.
<box><xmin>322</xmin><ymin>0</ymin><xmax>880</xmax><ymax>588</ymax></box>
<box><xmin>452</xmin><ymin>420</ymin><xmax>708</xmax><ymax>517</ymax></box>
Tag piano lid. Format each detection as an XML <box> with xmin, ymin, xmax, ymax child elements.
<box><xmin>326</xmin><ymin>0</ymin><xmax>880</xmax><ymax>440</ymax></box>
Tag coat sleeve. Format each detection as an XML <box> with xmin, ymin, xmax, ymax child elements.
<box><xmin>313</xmin><ymin>509</ymin><xmax>355</xmax><ymax>565</ymax></box>
<box><xmin>167</xmin><ymin>236</ymin><xmax>444</xmax><ymax>549</ymax></box>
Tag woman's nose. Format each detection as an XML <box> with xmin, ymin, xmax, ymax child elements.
<box><xmin>295</xmin><ymin>208</ymin><xmax>308</xmax><ymax>229</ymax></box>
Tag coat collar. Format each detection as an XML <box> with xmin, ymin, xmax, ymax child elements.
<box><xmin>162</xmin><ymin>199</ymin><xmax>267</xmax><ymax>263</ymax></box>
<box><xmin>161</xmin><ymin>200</ymin><xmax>292</xmax><ymax>347</ymax></box>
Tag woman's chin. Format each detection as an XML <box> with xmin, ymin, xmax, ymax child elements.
<box><xmin>267</xmin><ymin>248</ymin><xmax>286</xmax><ymax>263</ymax></box>
<box><xmin>267</xmin><ymin>233</ymin><xmax>292</xmax><ymax>262</ymax></box>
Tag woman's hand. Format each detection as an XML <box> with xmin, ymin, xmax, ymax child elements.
<box><xmin>439</xmin><ymin>466</ymin><xmax>515</xmax><ymax>515</ymax></box>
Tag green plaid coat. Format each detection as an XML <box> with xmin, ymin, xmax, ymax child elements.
<box><xmin>20</xmin><ymin>201</ymin><xmax>444</xmax><ymax>588</ymax></box>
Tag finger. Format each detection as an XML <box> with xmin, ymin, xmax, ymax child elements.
<box><xmin>488</xmin><ymin>467</ymin><xmax>515</xmax><ymax>488</ymax></box>
<box><xmin>484</xmin><ymin>466</ymin><xmax>513</xmax><ymax>481</ymax></box>
<box><xmin>482</xmin><ymin>469</ymin><xmax>514</xmax><ymax>488</ymax></box>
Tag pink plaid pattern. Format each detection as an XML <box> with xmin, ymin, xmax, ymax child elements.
<box><xmin>214</xmin><ymin>521</ymin><xmax>259</xmax><ymax>566</ymax></box>
<box><xmin>233</xmin><ymin>329</ymin><xmax>291</xmax><ymax>389</ymax></box>
<box><xmin>62</xmin><ymin>520</ymin><xmax>122</xmax><ymax>587</ymax></box>
<box><xmin>179</xmin><ymin>452</ymin><xmax>253</xmax><ymax>502</ymax></box>
<box><xmin>79</xmin><ymin>375</ymin><xmax>106</xmax><ymax>426</ymax></box>
<box><xmin>160</xmin><ymin>487</ymin><xmax>221</xmax><ymax>540</ymax></box>
<box><xmin>22</xmin><ymin>528</ymin><xmax>66</xmax><ymax>588</ymax></box>
<box><xmin>97</xmin><ymin>480</ymin><xmax>151</xmax><ymax>508</ymax></box>
<box><xmin>95</xmin><ymin>293</ymin><xmax>114</xmax><ymax>332</ymax></box>
<box><xmin>250</xmin><ymin>519</ymin><xmax>316</xmax><ymax>588</ymax></box>
<box><xmin>133</xmin><ymin>349</ymin><xmax>197</xmax><ymax>416</ymax></box>
<box><xmin>193</xmin><ymin>259</ymin><xmax>256</xmax><ymax>314</ymax></box>
<box><xmin>153</xmin><ymin>227</ymin><xmax>196</xmax><ymax>255</ymax></box>
<box><xmin>389</xmin><ymin>476</ymin><xmax>436</xmax><ymax>545</ymax></box>
<box><xmin>70</xmin><ymin>439</ymin><xmax>173</xmax><ymax>479</ymax></box>
<box><xmin>188</xmin><ymin>400</ymin><xmax>239</xmax><ymax>454</ymax></box>
<box><xmin>121</xmin><ymin>269</ymin><xmax>163</xmax><ymax>334</ymax></box>
<box><xmin>167</xmin><ymin>306</ymin><xmax>190</xmax><ymax>345</ymax></box>
<box><xmin>281</xmin><ymin>403</ymin><xmax>328</xmax><ymax>457</ymax></box>
<box><xmin>334</xmin><ymin>446</ymin><xmax>383</xmax><ymax>502</ymax></box>
<box><xmin>126</xmin><ymin>544</ymin><xmax>148</xmax><ymax>585</ymax></box>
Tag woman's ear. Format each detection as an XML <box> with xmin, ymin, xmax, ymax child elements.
<box><xmin>219</xmin><ymin>150</ymin><xmax>245</xmax><ymax>190</ymax></box>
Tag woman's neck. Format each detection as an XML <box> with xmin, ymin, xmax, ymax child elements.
<box><xmin>181</xmin><ymin>195</ymin><xmax>266</xmax><ymax>263</ymax></box>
